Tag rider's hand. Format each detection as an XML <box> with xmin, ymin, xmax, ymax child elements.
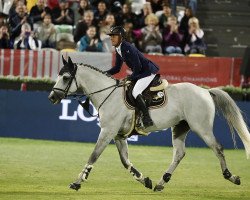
<box><xmin>121</xmin><ymin>76</ymin><xmax>132</xmax><ymax>85</ymax></box>
<box><xmin>126</xmin><ymin>75</ymin><xmax>133</xmax><ymax>81</ymax></box>
<box><xmin>104</xmin><ymin>71</ymin><xmax>111</xmax><ymax>76</ymax></box>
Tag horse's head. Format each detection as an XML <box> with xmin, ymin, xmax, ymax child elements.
<box><xmin>48</xmin><ymin>56</ymin><xmax>78</xmax><ymax>104</ymax></box>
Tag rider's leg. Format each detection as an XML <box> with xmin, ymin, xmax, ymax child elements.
<box><xmin>135</xmin><ymin>94</ymin><xmax>153</xmax><ymax>127</ymax></box>
<box><xmin>132</xmin><ymin>74</ymin><xmax>156</xmax><ymax>128</ymax></box>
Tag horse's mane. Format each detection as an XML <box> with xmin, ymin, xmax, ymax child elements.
<box><xmin>78</xmin><ymin>63</ymin><xmax>116</xmax><ymax>80</ymax></box>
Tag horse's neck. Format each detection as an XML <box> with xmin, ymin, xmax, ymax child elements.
<box><xmin>77</xmin><ymin>65</ymin><xmax>117</xmax><ymax>106</ymax></box>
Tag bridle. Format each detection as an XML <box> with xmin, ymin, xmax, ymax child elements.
<box><xmin>52</xmin><ymin>64</ymin><xmax>79</xmax><ymax>99</ymax></box>
<box><xmin>52</xmin><ymin>64</ymin><xmax>121</xmax><ymax>117</ymax></box>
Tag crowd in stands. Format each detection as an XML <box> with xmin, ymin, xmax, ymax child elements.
<box><xmin>0</xmin><ymin>0</ymin><xmax>206</xmax><ymax>55</ymax></box>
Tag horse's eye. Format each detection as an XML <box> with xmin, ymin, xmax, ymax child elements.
<box><xmin>63</xmin><ymin>76</ymin><xmax>70</xmax><ymax>81</ymax></box>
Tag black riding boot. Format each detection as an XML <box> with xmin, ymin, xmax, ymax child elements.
<box><xmin>135</xmin><ymin>94</ymin><xmax>153</xmax><ymax>128</ymax></box>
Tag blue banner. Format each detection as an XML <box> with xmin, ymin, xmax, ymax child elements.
<box><xmin>0</xmin><ymin>90</ymin><xmax>250</xmax><ymax>149</ymax></box>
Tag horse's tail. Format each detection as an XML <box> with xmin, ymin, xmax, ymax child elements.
<box><xmin>209</xmin><ymin>88</ymin><xmax>250</xmax><ymax>159</ymax></box>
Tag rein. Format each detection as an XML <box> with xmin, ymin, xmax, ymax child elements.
<box><xmin>53</xmin><ymin>64</ymin><xmax>121</xmax><ymax>117</ymax></box>
<box><xmin>70</xmin><ymin>79</ymin><xmax>120</xmax><ymax>117</ymax></box>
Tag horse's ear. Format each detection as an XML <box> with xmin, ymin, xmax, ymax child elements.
<box><xmin>68</xmin><ymin>56</ymin><xmax>73</xmax><ymax>66</ymax></box>
<box><xmin>62</xmin><ymin>56</ymin><xmax>67</xmax><ymax>65</ymax></box>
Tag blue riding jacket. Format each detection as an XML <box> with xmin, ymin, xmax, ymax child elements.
<box><xmin>107</xmin><ymin>41</ymin><xmax>159</xmax><ymax>81</ymax></box>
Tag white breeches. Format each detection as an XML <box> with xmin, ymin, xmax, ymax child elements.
<box><xmin>132</xmin><ymin>74</ymin><xmax>156</xmax><ymax>98</ymax></box>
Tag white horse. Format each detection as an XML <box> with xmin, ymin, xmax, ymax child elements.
<box><xmin>48</xmin><ymin>57</ymin><xmax>250</xmax><ymax>192</ymax></box>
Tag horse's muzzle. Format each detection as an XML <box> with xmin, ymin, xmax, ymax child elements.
<box><xmin>48</xmin><ymin>91</ymin><xmax>62</xmax><ymax>104</ymax></box>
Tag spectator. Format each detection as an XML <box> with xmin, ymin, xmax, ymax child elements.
<box><xmin>149</xmin><ymin>0</ymin><xmax>163</xmax><ymax>13</ymax></box>
<box><xmin>99</xmin><ymin>13</ymin><xmax>116</xmax><ymax>41</ymax></box>
<box><xmin>26</xmin><ymin>0</ymin><xmax>36</xmax><ymax>12</ymax></box>
<box><xmin>79</xmin><ymin>25</ymin><xmax>103</xmax><ymax>52</ymax></box>
<box><xmin>93</xmin><ymin>1</ymin><xmax>108</xmax><ymax>28</ymax></box>
<box><xmin>0</xmin><ymin>24</ymin><xmax>10</xmax><ymax>48</ymax></box>
<box><xmin>9</xmin><ymin>4</ymin><xmax>32</xmax><ymax>42</ymax></box>
<box><xmin>135</xmin><ymin>2</ymin><xmax>153</xmax><ymax>29</ymax></box>
<box><xmin>169</xmin><ymin>0</ymin><xmax>196</xmax><ymax>16</ymax></box>
<box><xmin>188</xmin><ymin>0</ymin><xmax>197</xmax><ymax>15</ymax></box>
<box><xmin>179</xmin><ymin>7</ymin><xmax>193</xmax><ymax>50</ymax></box>
<box><xmin>123</xmin><ymin>21</ymin><xmax>138</xmax><ymax>47</ymax></box>
<box><xmin>115</xmin><ymin>3</ymin><xmax>137</xmax><ymax>26</ymax></box>
<box><xmin>74</xmin><ymin>9</ymin><xmax>94</xmax><ymax>43</ymax></box>
<box><xmin>169</xmin><ymin>0</ymin><xmax>187</xmax><ymax>16</ymax></box>
<box><xmin>0</xmin><ymin>12</ymin><xmax>7</xmax><ymax>27</ymax></box>
<box><xmin>35</xmin><ymin>13</ymin><xmax>56</xmax><ymax>48</ymax></box>
<box><xmin>141</xmin><ymin>13</ymin><xmax>162</xmax><ymax>53</ymax></box>
<box><xmin>99</xmin><ymin>13</ymin><xmax>116</xmax><ymax>52</ymax></box>
<box><xmin>184</xmin><ymin>17</ymin><xmax>206</xmax><ymax>55</ymax></box>
<box><xmin>159</xmin><ymin>3</ymin><xmax>171</xmax><ymax>30</ymax></box>
<box><xmin>29</xmin><ymin>0</ymin><xmax>51</xmax><ymax>25</ymax></box>
<box><xmin>169</xmin><ymin>0</ymin><xmax>177</xmax><ymax>16</ymax></box>
<box><xmin>52</xmin><ymin>0</ymin><xmax>74</xmax><ymax>26</ymax></box>
<box><xmin>47</xmin><ymin>0</ymin><xmax>59</xmax><ymax>10</ymax></box>
<box><xmin>14</xmin><ymin>22</ymin><xmax>41</xmax><ymax>50</ymax></box>
<box><xmin>0</xmin><ymin>0</ymin><xmax>14</xmax><ymax>16</ymax></box>
<box><xmin>74</xmin><ymin>0</ymin><xmax>92</xmax><ymax>24</ymax></box>
<box><xmin>8</xmin><ymin>0</ymin><xmax>26</xmax><ymax>18</ymax></box>
<box><xmin>162</xmin><ymin>15</ymin><xmax>183</xmax><ymax>54</ymax></box>
<box><xmin>109</xmin><ymin>0</ymin><xmax>124</xmax><ymax>14</ymax></box>
<box><xmin>89</xmin><ymin>0</ymin><xmax>109</xmax><ymax>10</ymax></box>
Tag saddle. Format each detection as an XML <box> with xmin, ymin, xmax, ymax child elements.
<box><xmin>123</xmin><ymin>74</ymin><xmax>168</xmax><ymax>138</ymax></box>
<box><xmin>123</xmin><ymin>74</ymin><xmax>168</xmax><ymax>110</ymax></box>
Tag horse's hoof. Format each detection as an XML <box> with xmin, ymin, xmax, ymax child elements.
<box><xmin>69</xmin><ymin>182</ymin><xmax>81</xmax><ymax>191</ymax></box>
<box><xmin>233</xmin><ymin>176</ymin><xmax>241</xmax><ymax>185</ymax></box>
<box><xmin>153</xmin><ymin>184</ymin><xmax>164</xmax><ymax>192</ymax></box>
<box><xmin>144</xmin><ymin>177</ymin><xmax>153</xmax><ymax>189</ymax></box>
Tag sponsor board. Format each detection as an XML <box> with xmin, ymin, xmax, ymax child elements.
<box><xmin>0</xmin><ymin>90</ymin><xmax>249</xmax><ymax>148</ymax></box>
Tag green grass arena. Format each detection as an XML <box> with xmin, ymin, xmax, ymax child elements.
<box><xmin>0</xmin><ymin>137</ymin><xmax>249</xmax><ymax>200</ymax></box>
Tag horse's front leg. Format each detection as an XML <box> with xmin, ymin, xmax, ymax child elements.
<box><xmin>114</xmin><ymin>135</ymin><xmax>153</xmax><ymax>190</ymax></box>
<box><xmin>69</xmin><ymin>128</ymin><xmax>116</xmax><ymax>191</ymax></box>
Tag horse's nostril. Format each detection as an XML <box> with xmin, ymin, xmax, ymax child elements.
<box><xmin>48</xmin><ymin>93</ymin><xmax>55</xmax><ymax>103</ymax></box>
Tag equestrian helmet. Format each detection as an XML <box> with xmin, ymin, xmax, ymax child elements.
<box><xmin>107</xmin><ymin>26</ymin><xmax>126</xmax><ymax>39</ymax></box>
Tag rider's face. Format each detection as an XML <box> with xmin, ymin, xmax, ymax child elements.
<box><xmin>110</xmin><ymin>35</ymin><xmax>122</xmax><ymax>47</ymax></box>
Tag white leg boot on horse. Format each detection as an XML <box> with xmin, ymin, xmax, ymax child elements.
<box><xmin>69</xmin><ymin>128</ymin><xmax>119</xmax><ymax>190</ymax></box>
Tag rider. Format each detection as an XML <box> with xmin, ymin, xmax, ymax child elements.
<box><xmin>106</xmin><ymin>26</ymin><xmax>159</xmax><ymax>128</ymax></box>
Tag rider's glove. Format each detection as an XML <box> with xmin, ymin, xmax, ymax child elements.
<box><xmin>126</xmin><ymin>75</ymin><xmax>133</xmax><ymax>81</ymax></box>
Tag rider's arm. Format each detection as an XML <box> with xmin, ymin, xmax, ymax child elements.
<box><xmin>106</xmin><ymin>52</ymin><xmax>123</xmax><ymax>75</ymax></box>
<box><xmin>128</xmin><ymin>47</ymin><xmax>143</xmax><ymax>80</ymax></box>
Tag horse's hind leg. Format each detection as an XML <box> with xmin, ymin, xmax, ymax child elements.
<box><xmin>154</xmin><ymin>120</ymin><xmax>190</xmax><ymax>192</ymax></box>
<box><xmin>196</xmin><ymin>130</ymin><xmax>241</xmax><ymax>185</ymax></box>
<box><xmin>114</xmin><ymin>135</ymin><xmax>153</xmax><ymax>190</ymax></box>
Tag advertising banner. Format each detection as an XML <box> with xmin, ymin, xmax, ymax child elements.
<box><xmin>0</xmin><ymin>50</ymin><xmax>242</xmax><ymax>86</ymax></box>
<box><xmin>0</xmin><ymin>90</ymin><xmax>249</xmax><ymax>149</ymax></box>
<box><xmin>0</xmin><ymin>50</ymin><xmax>112</xmax><ymax>80</ymax></box>
<box><xmin>114</xmin><ymin>55</ymin><xmax>241</xmax><ymax>87</ymax></box>
<box><xmin>148</xmin><ymin>56</ymin><xmax>233</xmax><ymax>87</ymax></box>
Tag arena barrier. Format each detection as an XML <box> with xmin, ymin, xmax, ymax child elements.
<box><xmin>0</xmin><ymin>90</ymin><xmax>249</xmax><ymax>149</ymax></box>
<box><xmin>0</xmin><ymin>49</ymin><xmax>112</xmax><ymax>80</ymax></box>
<box><xmin>113</xmin><ymin>54</ymin><xmax>242</xmax><ymax>87</ymax></box>
<box><xmin>0</xmin><ymin>49</ymin><xmax>242</xmax><ymax>87</ymax></box>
